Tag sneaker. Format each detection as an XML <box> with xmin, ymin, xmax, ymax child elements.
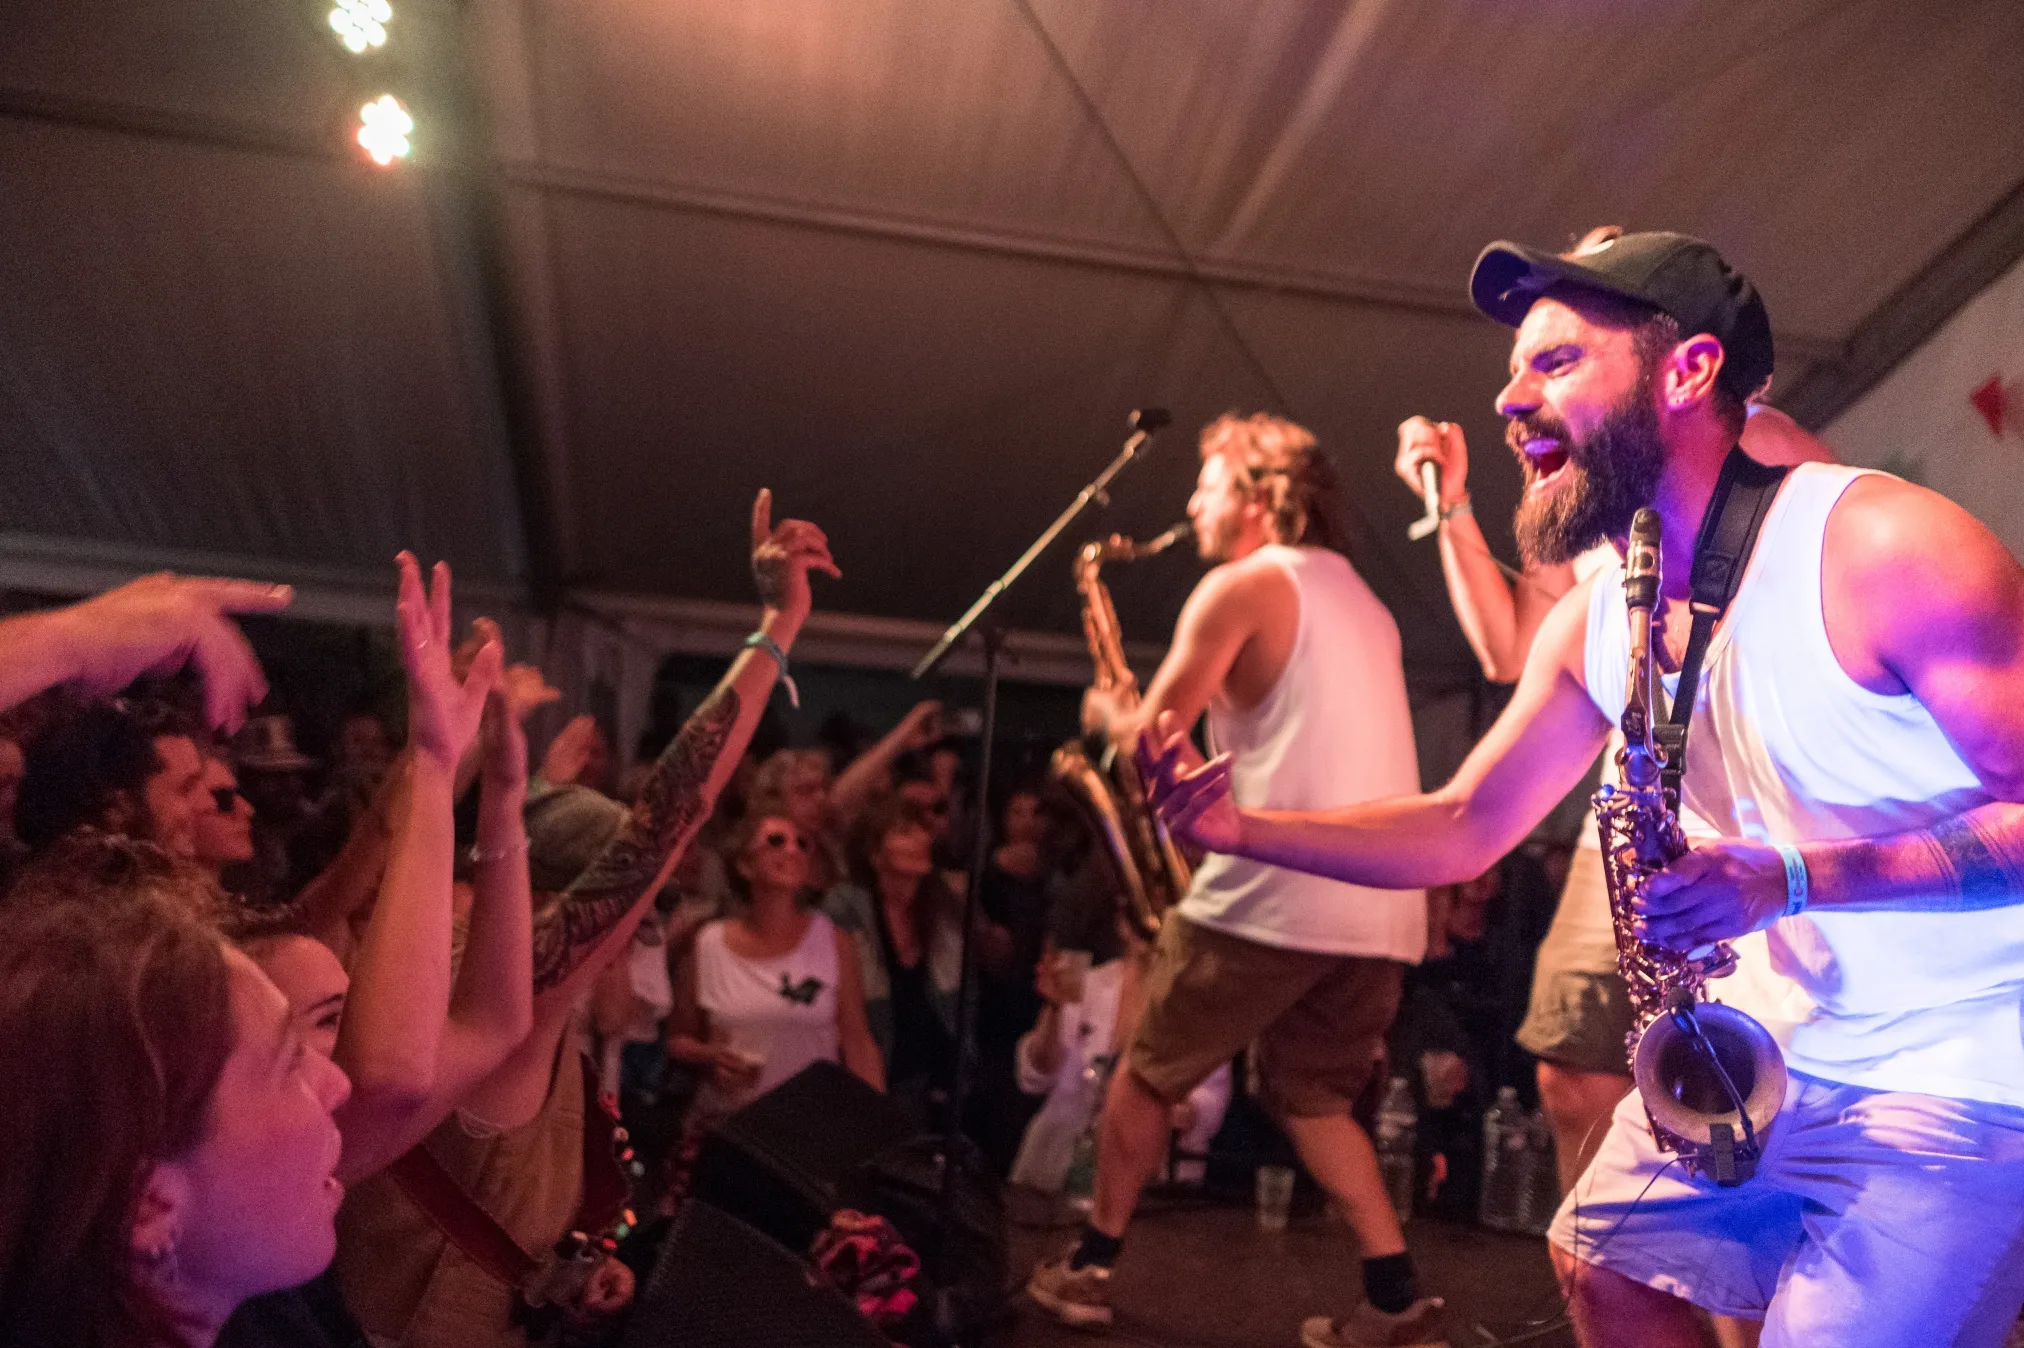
<box><xmin>1026</xmin><ymin>1252</ymin><xmax>1114</xmax><ymax>1330</ymax></box>
<box><xmin>1299</xmin><ymin>1297</ymin><xmax>1447</xmax><ymax>1347</ymax></box>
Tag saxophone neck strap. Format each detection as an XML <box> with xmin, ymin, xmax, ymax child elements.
<box><xmin>1655</xmin><ymin>446</ymin><xmax>1790</xmax><ymax>803</ymax></box>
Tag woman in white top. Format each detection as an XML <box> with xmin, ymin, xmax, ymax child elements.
<box><xmin>669</xmin><ymin>811</ymin><xmax>883</xmax><ymax>1117</ymax></box>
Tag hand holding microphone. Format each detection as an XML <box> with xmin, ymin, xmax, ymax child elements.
<box><xmin>1395</xmin><ymin>417</ymin><xmax>1469</xmax><ymax>541</ymax></box>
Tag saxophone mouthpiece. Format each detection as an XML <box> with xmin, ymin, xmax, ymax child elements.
<box><xmin>1625</xmin><ymin>508</ymin><xmax>1662</xmax><ymax>612</ymax></box>
<box><xmin>1149</xmin><ymin>522</ymin><xmax>1192</xmax><ymax>553</ymax></box>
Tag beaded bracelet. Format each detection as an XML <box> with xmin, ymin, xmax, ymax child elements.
<box><xmin>468</xmin><ymin>836</ymin><xmax>531</xmax><ymax>866</ymax></box>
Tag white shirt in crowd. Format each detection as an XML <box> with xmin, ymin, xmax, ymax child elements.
<box><xmin>691</xmin><ymin>910</ymin><xmax>844</xmax><ymax>1115</ymax></box>
<box><xmin>1009</xmin><ymin>958</ymin><xmax>1231</xmax><ymax>1191</ymax></box>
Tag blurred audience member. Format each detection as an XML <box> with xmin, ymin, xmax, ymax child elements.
<box><xmin>232</xmin><ymin>715</ymin><xmax>320</xmax><ymax>897</ymax></box>
<box><xmin>196</xmin><ymin>754</ymin><xmax>258</xmax><ymax>884</ymax></box>
<box><xmin>748</xmin><ymin>746</ymin><xmax>845</xmax><ymax>890</ymax></box>
<box><xmin>1011</xmin><ymin>927</ymin><xmax>1230</xmax><ymax>1192</ymax></box>
<box><xmin>824</xmin><ymin>794</ymin><xmax>963</xmax><ymax>1125</ymax></box>
<box><xmin>970</xmin><ymin>783</ymin><xmax>1058</xmax><ymax>1172</ymax></box>
<box><xmin>830</xmin><ymin>700</ymin><xmax>941</xmax><ymax>823</ymax></box>
<box><xmin>17</xmin><ymin>699</ymin><xmax>210</xmax><ymax>860</ymax></box>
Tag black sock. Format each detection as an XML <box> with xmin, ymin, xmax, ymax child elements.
<box><xmin>1362</xmin><ymin>1252</ymin><xmax>1418</xmax><ymax>1314</ymax></box>
<box><xmin>1069</xmin><ymin>1226</ymin><xmax>1123</xmax><ymax>1271</ymax></box>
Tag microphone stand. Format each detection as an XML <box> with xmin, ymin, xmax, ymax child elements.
<box><xmin>911</xmin><ymin>407</ymin><xmax>1170</xmax><ymax>1339</ymax></box>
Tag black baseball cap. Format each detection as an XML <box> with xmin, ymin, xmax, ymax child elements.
<box><xmin>1468</xmin><ymin>231</ymin><xmax>1774</xmax><ymax>401</ymax></box>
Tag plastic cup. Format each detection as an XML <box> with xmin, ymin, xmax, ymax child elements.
<box><xmin>1054</xmin><ymin>949</ymin><xmax>1093</xmax><ymax>1003</ymax></box>
<box><xmin>1255</xmin><ymin>1164</ymin><xmax>1296</xmax><ymax>1232</ymax></box>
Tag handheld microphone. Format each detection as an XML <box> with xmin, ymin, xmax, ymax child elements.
<box><xmin>1407</xmin><ymin>459</ymin><xmax>1444</xmax><ymax>540</ymax></box>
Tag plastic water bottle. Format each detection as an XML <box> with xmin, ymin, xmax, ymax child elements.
<box><xmin>1479</xmin><ymin>1086</ymin><xmax>1530</xmax><ymax>1231</ymax></box>
<box><xmin>1062</xmin><ymin>1124</ymin><xmax>1097</xmax><ymax>1214</ymax></box>
<box><xmin>1520</xmin><ymin>1108</ymin><xmax>1562</xmax><ymax>1234</ymax></box>
<box><xmin>1374</xmin><ymin>1077</ymin><xmax>1417</xmax><ymax>1222</ymax></box>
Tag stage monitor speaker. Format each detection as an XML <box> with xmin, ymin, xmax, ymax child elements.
<box><xmin>689</xmin><ymin>1059</ymin><xmax>915</xmax><ymax>1254</ymax></box>
<box><xmin>687</xmin><ymin>1060</ymin><xmax>1008</xmax><ymax>1346</ymax></box>
<box><xmin>621</xmin><ymin>1199</ymin><xmax>888</xmax><ymax>1348</ymax></box>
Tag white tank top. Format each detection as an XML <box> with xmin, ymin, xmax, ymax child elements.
<box><xmin>1179</xmin><ymin>545</ymin><xmax>1426</xmax><ymax>959</ymax></box>
<box><xmin>1585</xmin><ymin>463</ymin><xmax>2024</xmax><ymax>1106</ymax></box>
<box><xmin>693</xmin><ymin>911</ymin><xmax>843</xmax><ymax>1114</ymax></box>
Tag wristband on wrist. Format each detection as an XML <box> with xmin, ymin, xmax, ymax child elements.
<box><xmin>744</xmin><ymin>630</ymin><xmax>799</xmax><ymax>708</ymax></box>
<box><xmin>1773</xmin><ymin>843</ymin><xmax>1809</xmax><ymax>918</ymax></box>
<box><xmin>1439</xmin><ymin>495</ymin><xmax>1474</xmax><ymax>523</ymax></box>
<box><xmin>468</xmin><ymin>836</ymin><xmax>530</xmax><ymax>866</ymax></box>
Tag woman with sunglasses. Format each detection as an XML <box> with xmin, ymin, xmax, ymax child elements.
<box><xmin>193</xmin><ymin>756</ymin><xmax>256</xmax><ymax>884</ymax></box>
<box><xmin>669</xmin><ymin>811</ymin><xmax>884</xmax><ymax>1119</ymax></box>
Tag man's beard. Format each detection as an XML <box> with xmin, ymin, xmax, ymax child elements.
<box><xmin>1511</xmin><ymin>375</ymin><xmax>1667</xmax><ymax>566</ymax></box>
<box><xmin>1195</xmin><ymin>516</ymin><xmax>1238</xmax><ymax>562</ymax></box>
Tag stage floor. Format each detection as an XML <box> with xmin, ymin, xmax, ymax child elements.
<box><xmin>1000</xmin><ymin>1191</ymin><xmax>1575</xmax><ymax>1348</ymax></box>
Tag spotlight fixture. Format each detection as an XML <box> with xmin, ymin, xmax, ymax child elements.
<box><xmin>329</xmin><ymin>0</ymin><xmax>392</xmax><ymax>53</ymax></box>
<box><xmin>356</xmin><ymin>94</ymin><xmax>413</xmax><ymax>166</ymax></box>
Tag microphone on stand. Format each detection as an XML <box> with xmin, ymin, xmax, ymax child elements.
<box><xmin>1407</xmin><ymin>458</ymin><xmax>1444</xmax><ymax>540</ymax></box>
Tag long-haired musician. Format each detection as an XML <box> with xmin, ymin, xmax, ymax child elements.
<box><xmin>1026</xmin><ymin>414</ymin><xmax>1442</xmax><ymax>1347</ymax></box>
<box><xmin>1147</xmin><ymin>233</ymin><xmax>2024</xmax><ymax>1348</ymax></box>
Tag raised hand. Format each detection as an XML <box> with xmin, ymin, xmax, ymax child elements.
<box><xmin>500</xmin><ymin>663</ymin><xmax>562</xmax><ymax>726</ymax></box>
<box><xmin>479</xmin><ymin>685</ymin><xmax>529</xmax><ymax>792</ymax></box>
<box><xmin>896</xmin><ymin>700</ymin><xmax>943</xmax><ymax>750</ymax></box>
<box><xmin>1137</xmin><ymin>710</ymin><xmax>1241</xmax><ymax>853</ymax></box>
<box><xmin>750</xmin><ymin>488</ymin><xmax>841</xmax><ymax>624</ymax></box>
<box><xmin>1393</xmin><ymin>417</ymin><xmax>1471</xmax><ymax>507</ymax></box>
<box><xmin>58</xmin><ymin>572</ymin><xmax>295</xmax><ymax>731</ymax></box>
<box><xmin>540</xmin><ymin>713</ymin><xmax>602</xmax><ymax>786</ymax></box>
<box><xmin>395</xmin><ymin>553</ymin><xmax>501</xmax><ymax>771</ymax></box>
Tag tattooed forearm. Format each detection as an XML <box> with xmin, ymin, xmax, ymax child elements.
<box><xmin>530</xmin><ymin>687</ymin><xmax>741</xmax><ymax>990</ymax></box>
<box><xmin>1808</xmin><ymin>800</ymin><xmax>2024</xmax><ymax>914</ymax></box>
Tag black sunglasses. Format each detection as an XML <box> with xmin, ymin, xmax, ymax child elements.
<box><xmin>210</xmin><ymin>785</ymin><xmax>242</xmax><ymax>813</ymax></box>
<box><xmin>760</xmin><ymin>829</ymin><xmax>811</xmax><ymax>853</ymax></box>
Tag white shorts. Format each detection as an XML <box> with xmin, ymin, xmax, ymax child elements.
<box><xmin>1549</xmin><ymin>1071</ymin><xmax>2024</xmax><ymax>1347</ymax></box>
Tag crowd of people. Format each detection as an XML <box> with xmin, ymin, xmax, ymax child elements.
<box><xmin>0</xmin><ymin>479</ymin><xmax>1354</xmax><ymax>1347</ymax></box>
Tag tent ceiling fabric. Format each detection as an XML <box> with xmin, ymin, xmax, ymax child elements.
<box><xmin>3</xmin><ymin>0</ymin><xmax>2022</xmax><ymax>671</ymax></box>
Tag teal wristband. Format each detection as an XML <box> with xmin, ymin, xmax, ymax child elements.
<box><xmin>744</xmin><ymin>631</ymin><xmax>799</xmax><ymax>709</ymax></box>
<box><xmin>1774</xmin><ymin>843</ymin><xmax>1809</xmax><ymax>918</ymax></box>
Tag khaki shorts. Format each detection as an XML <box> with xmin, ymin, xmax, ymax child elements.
<box><xmin>1128</xmin><ymin>914</ymin><xmax>1404</xmax><ymax>1119</ymax></box>
<box><xmin>1516</xmin><ymin>845</ymin><xmax>1635</xmax><ymax>1075</ymax></box>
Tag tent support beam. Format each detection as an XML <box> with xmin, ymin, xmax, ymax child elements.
<box><xmin>1778</xmin><ymin>174</ymin><xmax>2024</xmax><ymax>430</ymax></box>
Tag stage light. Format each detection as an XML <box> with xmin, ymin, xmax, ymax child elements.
<box><xmin>329</xmin><ymin>0</ymin><xmax>391</xmax><ymax>53</ymax></box>
<box><xmin>356</xmin><ymin>94</ymin><xmax>413</xmax><ymax>166</ymax></box>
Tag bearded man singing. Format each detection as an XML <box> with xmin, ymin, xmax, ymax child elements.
<box><xmin>1148</xmin><ymin>232</ymin><xmax>2024</xmax><ymax>1348</ymax></box>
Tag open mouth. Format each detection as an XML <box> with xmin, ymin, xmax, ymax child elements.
<box><xmin>1522</xmin><ymin>438</ymin><xmax>1572</xmax><ymax>493</ymax></box>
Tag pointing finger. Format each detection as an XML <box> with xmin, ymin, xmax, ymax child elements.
<box><xmin>751</xmin><ymin>489</ymin><xmax>773</xmax><ymax>553</ymax></box>
<box><xmin>188</xmin><ymin>577</ymin><xmax>296</xmax><ymax>615</ymax></box>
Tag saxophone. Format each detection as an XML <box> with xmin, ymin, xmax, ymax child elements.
<box><xmin>1593</xmin><ymin>508</ymin><xmax>1786</xmax><ymax>1186</ymax></box>
<box><xmin>1050</xmin><ymin>524</ymin><xmax>1195</xmax><ymax>940</ymax></box>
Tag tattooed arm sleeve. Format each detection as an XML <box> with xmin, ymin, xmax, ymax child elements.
<box><xmin>1801</xmin><ymin>800</ymin><xmax>2024</xmax><ymax>913</ymax></box>
<box><xmin>529</xmin><ymin>687</ymin><xmax>737</xmax><ymax>991</ymax></box>
<box><xmin>526</xmin><ymin>633</ymin><xmax>793</xmax><ymax>993</ymax></box>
